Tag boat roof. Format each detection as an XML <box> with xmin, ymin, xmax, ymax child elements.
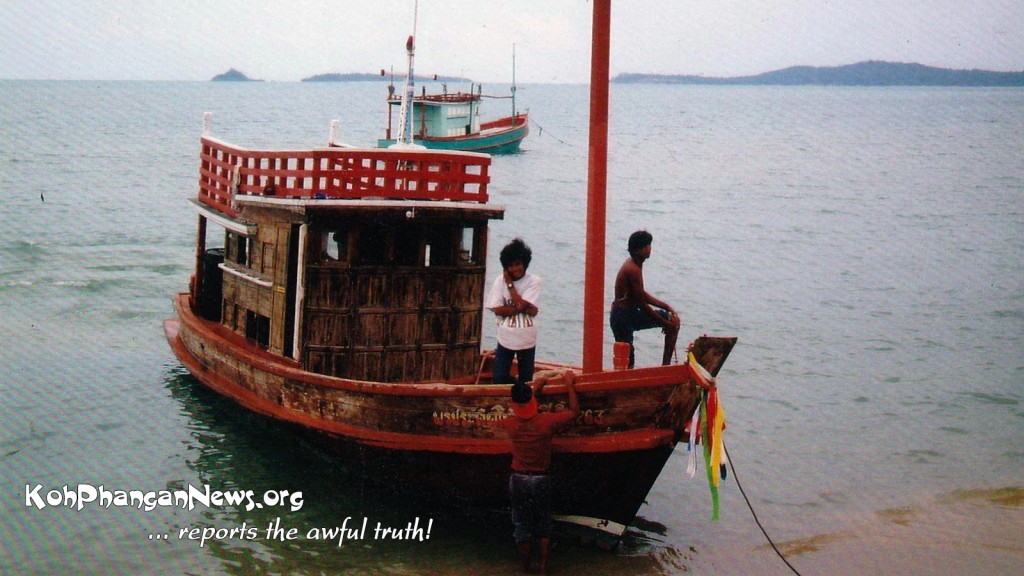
<box><xmin>387</xmin><ymin>92</ymin><xmax>481</xmax><ymax>106</ymax></box>
<box><xmin>234</xmin><ymin>196</ymin><xmax>505</xmax><ymax>219</ymax></box>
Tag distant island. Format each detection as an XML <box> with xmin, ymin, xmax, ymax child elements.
<box><xmin>301</xmin><ymin>72</ymin><xmax>471</xmax><ymax>83</ymax></box>
<box><xmin>211</xmin><ymin>68</ymin><xmax>261</xmax><ymax>82</ymax></box>
<box><xmin>209</xmin><ymin>68</ymin><xmax>474</xmax><ymax>83</ymax></box>
<box><xmin>303</xmin><ymin>73</ymin><xmax>389</xmax><ymax>82</ymax></box>
<box><xmin>613</xmin><ymin>61</ymin><xmax>1024</xmax><ymax>86</ymax></box>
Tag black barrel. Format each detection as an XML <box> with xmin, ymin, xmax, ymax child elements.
<box><xmin>197</xmin><ymin>248</ymin><xmax>224</xmax><ymax>321</ymax></box>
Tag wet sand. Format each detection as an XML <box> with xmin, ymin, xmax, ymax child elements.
<box><xmin>679</xmin><ymin>486</ymin><xmax>1024</xmax><ymax>575</ymax></box>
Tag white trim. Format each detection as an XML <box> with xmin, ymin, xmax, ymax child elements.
<box><xmin>189</xmin><ymin>199</ymin><xmax>257</xmax><ymax>236</ymax></box>
<box><xmin>234</xmin><ymin>196</ymin><xmax>502</xmax><ymax>214</ymax></box>
<box><xmin>292</xmin><ymin>224</ymin><xmax>307</xmax><ymax>361</ymax></box>
<box><xmin>218</xmin><ymin>262</ymin><xmax>273</xmax><ymax>288</ymax></box>
<box><xmin>550</xmin><ymin>515</ymin><xmax>627</xmax><ymax>538</ymax></box>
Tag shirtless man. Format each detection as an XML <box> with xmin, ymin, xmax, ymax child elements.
<box><xmin>610</xmin><ymin>230</ymin><xmax>681</xmax><ymax>367</ymax></box>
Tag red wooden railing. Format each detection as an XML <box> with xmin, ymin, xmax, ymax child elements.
<box><xmin>197</xmin><ymin>137</ymin><xmax>491</xmax><ymax>217</ymax></box>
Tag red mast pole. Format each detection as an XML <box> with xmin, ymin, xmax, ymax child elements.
<box><xmin>582</xmin><ymin>0</ymin><xmax>611</xmax><ymax>374</ymax></box>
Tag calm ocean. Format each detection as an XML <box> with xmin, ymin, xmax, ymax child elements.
<box><xmin>1</xmin><ymin>80</ymin><xmax>1021</xmax><ymax>575</ymax></box>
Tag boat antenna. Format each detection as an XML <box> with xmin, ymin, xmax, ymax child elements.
<box><xmin>511</xmin><ymin>42</ymin><xmax>517</xmax><ymax>121</ymax></box>
<box><xmin>394</xmin><ymin>0</ymin><xmax>419</xmax><ymax>147</ymax></box>
<box><xmin>582</xmin><ymin>0</ymin><xmax>611</xmax><ymax>373</ymax></box>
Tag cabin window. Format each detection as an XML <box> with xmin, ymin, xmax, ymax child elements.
<box><xmin>246</xmin><ymin>310</ymin><xmax>270</xmax><ymax>348</ymax></box>
<box><xmin>322</xmin><ymin>229</ymin><xmax>349</xmax><ymax>263</ymax></box>
<box><xmin>394</xmin><ymin>226</ymin><xmax>422</xmax><ymax>266</ymax></box>
<box><xmin>355</xmin><ymin>223</ymin><xmax>388</xmax><ymax>265</ymax></box>
<box><xmin>446</xmin><ymin>106</ymin><xmax>469</xmax><ymax>119</ymax></box>
<box><xmin>424</xmin><ymin>226</ymin><xmax>455</xmax><ymax>267</ymax></box>
<box><xmin>459</xmin><ymin>226</ymin><xmax>477</xmax><ymax>264</ymax></box>
<box><xmin>225</xmin><ymin>232</ymin><xmax>249</xmax><ymax>266</ymax></box>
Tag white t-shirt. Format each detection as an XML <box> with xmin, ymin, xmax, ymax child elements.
<box><xmin>485</xmin><ymin>272</ymin><xmax>541</xmax><ymax>350</ymax></box>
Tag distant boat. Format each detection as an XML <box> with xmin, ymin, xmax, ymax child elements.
<box><xmin>378</xmin><ymin>86</ymin><xmax>529</xmax><ymax>154</ymax></box>
<box><xmin>377</xmin><ymin>35</ymin><xmax>528</xmax><ymax>154</ymax></box>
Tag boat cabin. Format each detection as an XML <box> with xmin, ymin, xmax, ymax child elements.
<box><xmin>385</xmin><ymin>87</ymin><xmax>482</xmax><ymax>141</ymax></box>
<box><xmin>189</xmin><ymin>131</ymin><xmax>503</xmax><ymax>384</ymax></box>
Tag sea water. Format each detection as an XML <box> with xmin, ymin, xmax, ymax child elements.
<box><xmin>1</xmin><ymin>80</ymin><xmax>1021</xmax><ymax>575</ymax></box>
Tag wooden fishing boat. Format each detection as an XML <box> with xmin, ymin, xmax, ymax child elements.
<box><xmin>376</xmin><ymin>34</ymin><xmax>527</xmax><ymax>154</ymax></box>
<box><xmin>377</xmin><ymin>87</ymin><xmax>528</xmax><ymax>153</ymax></box>
<box><xmin>164</xmin><ymin>0</ymin><xmax>735</xmax><ymax>547</ymax></box>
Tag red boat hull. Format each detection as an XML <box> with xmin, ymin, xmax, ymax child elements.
<box><xmin>165</xmin><ymin>292</ymin><xmax>734</xmax><ymax>541</ymax></box>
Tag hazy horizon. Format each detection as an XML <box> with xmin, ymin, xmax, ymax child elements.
<box><xmin>2</xmin><ymin>1</ymin><xmax>1022</xmax><ymax>84</ymax></box>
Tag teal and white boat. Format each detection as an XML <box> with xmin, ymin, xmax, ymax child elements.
<box><xmin>377</xmin><ymin>35</ymin><xmax>528</xmax><ymax>154</ymax></box>
<box><xmin>378</xmin><ymin>87</ymin><xmax>529</xmax><ymax>154</ymax></box>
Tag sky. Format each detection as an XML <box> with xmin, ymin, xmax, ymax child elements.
<box><xmin>1</xmin><ymin>0</ymin><xmax>1022</xmax><ymax>83</ymax></box>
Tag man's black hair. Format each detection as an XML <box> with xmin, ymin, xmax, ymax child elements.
<box><xmin>511</xmin><ymin>383</ymin><xmax>533</xmax><ymax>403</ymax></box>
<box><xmin>499</xmin><ymin>238</ymin><xmax>533</xmax><ymax>269</ymax></box>
<box><xmin>627</xmin><ymin>230</ymin><xmax>653</xmax><ymax>255</ymax></box>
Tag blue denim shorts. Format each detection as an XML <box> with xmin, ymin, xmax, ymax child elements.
<box><xmin>509</xmin><ymin>472</ymin><xmax>553</xmax><ymax>543</ymax></box>
<box><xmin>610</xmin><ymin>306</ymin><xmax>670</xmax><ymax>367</ymax></box>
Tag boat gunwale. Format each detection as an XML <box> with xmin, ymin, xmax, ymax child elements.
<box><xmin>171</xmin><ymin>292</ymin><xmax>694</xmax><ymax>399</ymax></box>
<box><xmin>165</xmin><ymin>312</ymin><xmax>682</xmax><ymax>454</ymax></box>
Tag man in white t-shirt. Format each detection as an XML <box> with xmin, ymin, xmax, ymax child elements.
<box><xmin>485</xmin><ymin>238</ymin><xmax>541</xmax><ymax>386</ymax></box>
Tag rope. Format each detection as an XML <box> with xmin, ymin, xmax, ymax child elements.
<box><xmin>529</xmin><ymin>118</ymin><xmax>572</xmax><ymax>146</ymax></box>
<box><xmin>723</xmin><ymin>441</ymin><xmax>804</xmax><ymax>576</ymax></box>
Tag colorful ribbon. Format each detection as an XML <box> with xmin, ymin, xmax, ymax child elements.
<box><xmin>686</xmin><ymin>351</ymin><xmax>726</xmax><ymax>520</ymax></box>
<box><xmin>701</xmin><ymin>386</ymin><xmax>726</xmax><ymax>520</ymax></box>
